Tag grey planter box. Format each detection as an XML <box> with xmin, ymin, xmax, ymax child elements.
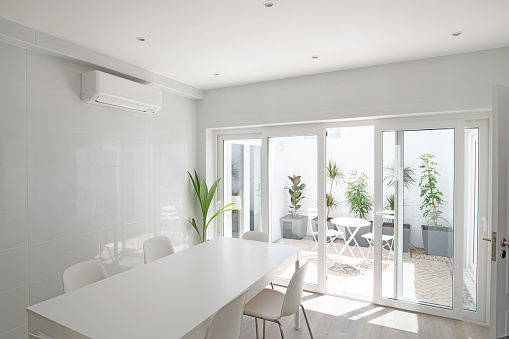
<box><xmin>421</xmin><ymin>225</ymin><xmax>453</xmax><ymax>258</ymax></box>
<box><xmin>280</xmin><ymin>215</ymin><xmax>309</xmax><ymax>240</ymax></box>
<box><xmin>382</xmin><ymin>222</ymin><xmax>411</xmax><ymax>252</ymax></box>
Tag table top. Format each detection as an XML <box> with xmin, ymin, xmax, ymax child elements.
<box><xmin>27</xmin><ymin>237</ymin><xmax>299</xmax><ymax>339</ymax></box>
<box><xmin>331</xmin><ymin>217</ymin><xmax>371</xmax><ymax>228</ymax></box>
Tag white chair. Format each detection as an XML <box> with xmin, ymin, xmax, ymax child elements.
<box><xmin>242</xmin><ymin>231</ymin><xmax>274</xmax><ymax>289</ymax></box>
<box><xmin>310</xmin><ymin>220</ymin><xmax>343</xmax><ymax>257</ymax></box>
<box><xmin>362</xmin><ymin>232</ymin><xmax>394</xmax><ymax>262</ymax></box>
<box><xmin>243</xmin><ymin>262</ymin><xmax>313</xmax><ymax>339</ymax></box>
<box><xmin>206</xmin><ymin>289</ymin><xmax>249</xmax><ymax>339</ymax></box>
<box><xmin>63</xmin><ymin>260</ymin><xmax>108</xmax><ymax>293</ymax></box>
<box><xmin>242</xmin><ymin>231</ymin><xmax>270</xmax><ymax>243</ymax></box>
<box><xmin>143</xmin><ymin>236</ymin><xmax>175</xmax><ymax>264</ymax></box>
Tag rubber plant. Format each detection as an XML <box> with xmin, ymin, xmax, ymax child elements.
<box><xmin>284</xmin><ymin>175</ymin><xmax>306</xmax><ymax>216</ymax></box>
<box><xmin>187</xmin><ymin>170</ymin><xmax>235</xmax><ymax>242</ymax></box>
<box><xmin>418</xmin><ymin>153</ymin><xmax>445</xmax><ymax>230</ymax></box>
<box><xmin>344</xmin><ymin>171</ymin><xmax>373</xmax><ymax>220</ymax></box>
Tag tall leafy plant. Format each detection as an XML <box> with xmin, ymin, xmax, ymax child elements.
<box><xmin>187</xmin><ymin>170</ymin><xmax>235</xmax><ymax>243</ymax></box>
<box><xmin>418</xmin><ymin>154</ymin><xmax>445</xmax><ymax>230</ymax></box>
<box><xmin>284</xmin><ymin>175</ymin><xmax>306</xmax><ymax>216</ymax></box>
<box><xmin>326</xmin><ymin>160</ymin><xmax>344</xmax><ymax>219</ymax></box>
<box><xmin>344</xmin><ymin>171</ymin><xmax>373</xmax><ymax>220</ymax></box>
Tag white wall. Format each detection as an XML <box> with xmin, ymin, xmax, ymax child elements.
<box><xmin>0</xmin><ymin>41</ymin><xmax>198</xmax><ymax>338</ymax></box>
<box><xmin>198</xmin><ymin>46</ymin><xmax>509</xmax><ymax>238</ymax></box>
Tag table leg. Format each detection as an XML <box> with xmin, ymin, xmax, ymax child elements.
<box><xmin>294</xmin><ymin>258</ymin><xmax>300</xmax><ymax>330</ymax></box>
<box><xmin>336</xmin><ymin>226</ymin><xmax>359</xmax><ymax>264</ymax></box>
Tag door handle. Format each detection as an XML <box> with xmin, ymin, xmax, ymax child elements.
<box><xmin>500</xmin><ymin>238</ymin><xmax>509</xmax><ymax>247</ymax></box>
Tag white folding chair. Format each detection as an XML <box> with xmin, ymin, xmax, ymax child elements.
<box><xmin>243</xmin><ymin>262</ymin><xmax>313</xmax><ymax>338</ymax></box>
<box><xmin>310</xmin><ymin>220</ymin><xmax>343</xmax><ymax>257</ymax></box>
<box><xmin>206</xmin><ymin>289</ymin><xmax>249</xmax><ymax>339</ymax></box>
<box><xmin>63</xmin><ymin>260</ymin><xmax>108</xmax><ymax>293</ymax></box>
<box><xmin>143</xmin><ymin>236</ymin><xmax>175</xmax><ymax>264</ymax></box>
<box><xmin>362</xmin><ymin>232</ymin><xmax>395</xmax><ymax>262</ymax></box>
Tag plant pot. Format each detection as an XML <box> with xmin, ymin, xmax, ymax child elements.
<box><xmin>382</xmin><ymin>222</ymin><xmax>411</xmax><ymax>252</ymax></box>
<box><xmin>421</xmin><ymin>225</ymin><xmax>453</xmax><ymax>258</ymax></box>
<box><xmin>280</xmin><ymin>215</ymin><xmax>309</xmax><ymax>240</ymax></box>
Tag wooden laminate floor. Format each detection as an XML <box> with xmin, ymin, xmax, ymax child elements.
<box><xmin>239</xmin><ymin>291</ymin><xmax>488</xmax><ymax>338</ymax></box>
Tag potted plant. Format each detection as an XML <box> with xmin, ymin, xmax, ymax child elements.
<box><xmin>312</xmin><ymin>160</ymin><xmax>344</xmax><ymax>237</ymax></box>
<box><xmin>382</xmin><ymin>160</ymin><xmax>416</xmax><ymax>252</ymax></box>
<box><xmin>187</xmin><ymin>170</ymin><xmax>235</xmax><ymax>243</ymax></box>
<box><xmin>418</xmin><ymin>153</ymin><xmax>452</xmax><ymax>257</ymax></box>
<box><xmin>280</xmin><ymin>175</ymin><xmax>308</xmax><ymax>239</ymax></box>
<box><xmin>344</xmin><ymin>171</ymin><xmax>373</xmax><ymax>247</ymax></box>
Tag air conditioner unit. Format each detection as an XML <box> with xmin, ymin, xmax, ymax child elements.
<box><xmin>81</xmin><ymin>71</ymin><xmax>162</xmax><ymax>114</ymax></box>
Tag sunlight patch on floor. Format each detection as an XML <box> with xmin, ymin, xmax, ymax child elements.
<box><xmin>367</xmin><ymin>309</ymin><xmax>420</xmax><ymax>334</ymax></box>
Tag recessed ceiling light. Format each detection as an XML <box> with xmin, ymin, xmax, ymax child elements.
<box><xmin>136</xmin><ymin>37</ymin><xmax>146</xmax><ymax>42</ymax></box>
<box><xmin>213</xmin><ymin>73</ymin><xmax>219</xmax><ymax>76</ymax></box>
<box><xmin>452</xmin><ymin>31</ymin><xmax>463</xmax><ymax>37</ymax></box>
<box><xmin>312</xmin><ymin>56</ymin><xmax>319</xmax><ymax>59</ymax></box>
<box><xmin>263</xmin><ymin>1</ymin><xmax>274</xmax><ymax>7</ymax></box>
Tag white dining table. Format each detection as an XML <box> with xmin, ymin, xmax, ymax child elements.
<box><xmin>27</xmin><ymin>237</ymin><xmax>301</xmax><ymax>339</ymax></box>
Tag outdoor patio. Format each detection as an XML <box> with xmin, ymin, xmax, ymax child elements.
<box><xmin>276</xmin><ymin>237</ymin><xmax>477</xmax><ymax>311</ymax></box>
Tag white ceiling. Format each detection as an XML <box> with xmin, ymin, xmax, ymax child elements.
<box><xmin>1</xmin><ymin>0</ymin><xmax>509</xmax><ymax>90</ymax></box>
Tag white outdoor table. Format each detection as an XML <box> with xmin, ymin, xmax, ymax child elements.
<box><xmin>331</xmin><ymin>217</ymin><xmax>371</xmax><ymax>267</ymax></box>
<box><xmin>27</xmin><ymin>237</ymin><xmax>300</xmax><ymax>339</ymax></box>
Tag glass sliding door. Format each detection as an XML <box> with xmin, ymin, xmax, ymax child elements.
<box><xmin>222</xmin><ymin>139</ymin><xmax>262</xmax><ymax>238</ymax></box>
<box><xmin>267</xmin><ymin>132</ymin><xmax>324</xmax><ymax>289</ymax></box>
<box><xmin>374</xmin><ymin>121</ymin><xmax>481</xmax><ymax>320</ymax></box>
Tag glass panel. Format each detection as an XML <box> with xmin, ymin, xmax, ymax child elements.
<box><xmin>381</xmin><ymin>129</ymin><xmax>455</xmax><ymax>309</ymax></box>
<box><xmin>463</xmin><ymin>128</ymin><xmax>479</xmax><ymax>312</ymax></box>
<box><xmin>269</xmin><ymin>135</ymin><xmax>317</xmax><ymax>286</ymax></box>
<box><xmin>325</xmin><ymin>126</ymin><xmax>375</xmax><ymax>299</ymax></box>
<box><xmin>223</xmin><ymin>139</ymin><xmax>262</xmax><ymax>238</ymax></box>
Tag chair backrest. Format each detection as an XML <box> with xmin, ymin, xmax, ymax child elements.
<box><xmin>242</xmin><ymin>231</ymin><xmax>269</xmax><ymax>243</ymax></box>
<box><xmin>280</xmin><ymin>261</ymin><xmax>309</xmax><ymax>317</ymax></box>
<box><xmin>143</xmin><ymin>236</ymin><xmax>175</xmax><ymax>264</ymax></box>
<box><xmin>207</xmin><ymin>289</ymin><xmax>249</xmax><ymax>339</ymax></box>
<box><xmin>63</xmin><ymin>260</ymin><xmax>108</xmax><ymax>293</ymax></box>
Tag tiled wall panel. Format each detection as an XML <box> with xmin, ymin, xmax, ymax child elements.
<box><xmin>0</xmin><ymin>42</ymin><xmax>198</xmax><ymax>338</ymax></box>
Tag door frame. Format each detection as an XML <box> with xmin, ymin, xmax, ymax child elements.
<box><xmin>212</xmin><ymin>111</ymin><xmax>491</xmax><ymax>323</ymax></box>
<box><xmin>262</xmin><ymin>126</ymin><xmax>327</xmax><ymax>294</ymax></box>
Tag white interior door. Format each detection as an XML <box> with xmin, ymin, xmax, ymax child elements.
<box><xmin>491</xmin><ymin>85</ymin><xmax>509</xmax><ymax>339</ymax></box>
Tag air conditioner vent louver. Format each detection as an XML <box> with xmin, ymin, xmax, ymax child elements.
<box><xmin>81</xmin><ymin>71</ymin><xmax>162</xmax><ymax>114</ymax></box>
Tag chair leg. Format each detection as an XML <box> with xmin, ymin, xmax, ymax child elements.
<box><xmin>270</xmin><ymin>282</ymin><xmax>274</xmax><ymax>289</ymax></box>
<box><xmin>263</xmin><ymin>319</ymin><xmax>266</xmax><ymax>339</ymax></box>
<box><xmin>255</xmin><ymin>317</ymin><xmax>259</xmax><ymax>339</ymax></box>
<box><xmin>275</xmin><ymin>320</ymin><xmax>285</xmax><ymax>339</ymax></box>
<box><xmin>300</xmin><ymin>305</ymin><xmax>314</xmax><ymax>339</ymax></box>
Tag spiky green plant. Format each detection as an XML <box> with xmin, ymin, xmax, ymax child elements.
<box><xmin>383</xmin><ymin>160</ymin><xmax>416</xmax><ymax>190</ymax></box>
<box><xmin>284</xmin><ymin>175</ymin><xmax>306</xmax><ymax>216</ymax></box>
<box><xmin>344</xmin><ymin>171</ymin><xmax>373</xmax><ymax>220</ymax></box>
<box><xmin>326</xmin><ymin>160</ymin><xmax>344</xmax><ymax>219</ymax></box>
<box><xmin>187</xmin><ymin>170</ymin><xmax>235</xmax><ymax>242</ymax></box>
<box><xmin>418</xmin><ymin>154</ymin><xmax>445</xmax><ymax>230</ymax></box>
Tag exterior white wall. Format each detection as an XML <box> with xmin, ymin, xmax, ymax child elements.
<box><xmin>0</xmin><ymin>41</ymin><xmax>198</xmax><ymax>338</ymax></box>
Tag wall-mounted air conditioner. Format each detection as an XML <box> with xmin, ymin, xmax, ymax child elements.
<box><xmin>81</xmin><ymin>71</ymin><xmax>162</xmax><ymax>114</ymax></box>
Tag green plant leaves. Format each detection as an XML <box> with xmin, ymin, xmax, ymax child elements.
<box><xmin>418</xmin><ymin>153</ymin><xmax>446</xmax><ymax>230</ymax></box>
<box><xmin>344</xmin><ymin>171</ymin><xmax>373</xmax><ymax>220</ymax></box>
<box><xmin>187</xmin><ymin>170</ymin><xmax>232</xmax><ymax>242</ymax></box>
<box><xmin>285</xmin><ymin>174</ymin><xmax>306</xmax><ymax>216</ymax></box>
